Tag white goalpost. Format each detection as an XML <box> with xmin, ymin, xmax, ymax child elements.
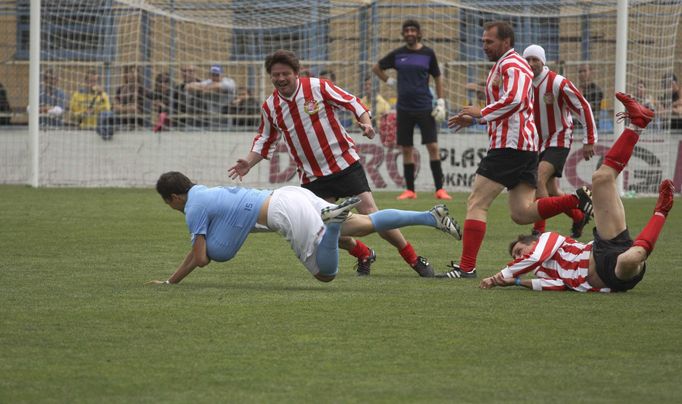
<box><xmin>3</xmin><ymin>0</ymin><xmax>681</xmax><ymax>193</ymax></box>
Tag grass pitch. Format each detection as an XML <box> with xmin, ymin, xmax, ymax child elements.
<box><xmin>1</xmin><ymin>186</ymin><xmax>681</xmax><ymax>403</ymax></box>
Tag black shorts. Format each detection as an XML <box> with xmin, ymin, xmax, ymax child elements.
<box><xmin>539</xmin><ymin>147</ymin><xmax>570</xmax><ymax>178</ymax></box>
<box><xmin>476</xmin><ymin>148</ymin><xmax>538</xmax><ymax>189</ymax></box>
<box><xmin>592</xmin><ymin>228</ymin><xmax>646</xmax><ymax>292</ymax></box>
<box><xmin>396</xmin><ymin>109</ymin><xmax>438</xmax><ymax>146</ymax></box>
<box><xmin>301</xmin><ymin>162</ymin><xmax>371</xmax><ymax>200</ymax></box>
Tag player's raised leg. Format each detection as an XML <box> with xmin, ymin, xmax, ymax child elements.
<box><xmin>613</xmin><ymin>179</ymin><xmax>674</xmax><ymax>283</ymax></box>
<box><xmin>591</xmin><ymin>92</ymin><xmax>654</xmax><ymax>239</ymax></box>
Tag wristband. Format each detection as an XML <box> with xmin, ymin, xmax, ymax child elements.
<box><xmin>515</xmin><ymin>277</ymin><xmax>522</xmax><ymax>286</ymax></box>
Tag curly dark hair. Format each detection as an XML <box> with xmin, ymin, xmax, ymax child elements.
<box><xmin>265</xmin><ymin>50</ymin><xmax>300</xmax><ymax>74</ymax></box>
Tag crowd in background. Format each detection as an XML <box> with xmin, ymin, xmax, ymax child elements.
<box><xmin>0</xmin><ymin>62</ymin><xmax>681</xmax><ymax>137</ymax></box>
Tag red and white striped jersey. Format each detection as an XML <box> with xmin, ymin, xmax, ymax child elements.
<box><xmin>500</xmin><ymin>232</ymin><xmax>611</xmax><ymax>292</ymax></box>
<box><xmin>481</xmin><ymin>48</ymin><xmax>538</xmax><ymax>152</ymax></box>
<box><xmin>532</xmin><ymin>66</ymin><xmax>597</xmax><ymax>152</ymax></box>
<box><xmin>251</xmin><ymin>77</ymin><xmax>369</xmax><ymax>184</ymax></box>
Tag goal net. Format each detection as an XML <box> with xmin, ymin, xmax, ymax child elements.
<box><xmin>1</xmin><ymin>0</ymin><xmax>681</xmax><ymax>193</ymax></box>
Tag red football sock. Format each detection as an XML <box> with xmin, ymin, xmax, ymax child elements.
<box><xmin>604</xmin><ymin>128</ymin><xmax>640</xmax><ymax>173</ymax></box>
<box><xmin>459</xmin><ymin>219</ymin><xmax>486</xmax><ymax>271</ymax></box>
<box><xmin>566</xmin><ymin>208</ymin><xmax>584</xmax><ymax>223</ymax></box>
<box><xmin>533</xmin><ymin>219</ymin><xmax>546</xmax><ymax>233</ymax></box>
<box><xmin>537</xmin><ymin>195</ymin><xmax>578</xmax><ymax>219</ymax></box>
<box><xmin>399</xmin><ymin>243</ymin><xmax>418</xmax><ymax>267</ymax></box>
<box><xmin>349</xmin><ymin>239</ymin><xmax>371</xmax><ymax>260</ymax></box>
<box><xmin>633</xmin><ymin>213</ymin><xmax>667</xmax><ymax>255</ymax></box>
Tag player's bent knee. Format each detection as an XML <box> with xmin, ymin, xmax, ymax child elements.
<box><xmin>615</xmin><ymin>251</ymin><xmax>646</xmax><ymax>281</ymax></box>
<box><xmin>314</xmin><ymin>273</ymin><xmax>336</xmax><ymax>282</ymax></box>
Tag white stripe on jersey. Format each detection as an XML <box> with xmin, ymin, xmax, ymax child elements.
<box><xmin>481</xmin><ymin>48</ymin><xmax>538</xmax><ymax>151</ymax></box>
<box><xmin>532</xmin><ymin>66</ymin><xmax>597</xmax><ymax>152</ymax></box>
<box><xmin>251</xmin><ymin>77</ymin><xmax>369</xmax><ymax>184</ymax></box>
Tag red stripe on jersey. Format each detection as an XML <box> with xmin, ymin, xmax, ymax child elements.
<box><xmin>272</xmin><ymin>96</ymin><xmax>311</xmax><ymax>181</ymax></box>
<box><xmin>482</xmin><ymin>50</ymin><xmax>537</xmax><ymax>151</ymax></box>
<box><xmin>533</xmin><ymin>83</ymin><xmax>542</xmax><ymax>145</ymax></box>
<box><xmin>283</xmin><ymin>94</ymin><xmax>325</xmax><ymax>179</ymax></box>
<box><xmin>319</xmin><ymin>82</ymin><xmax>358</xmax><ymax>167</ymax></box>
<box><xmin>546</xmin><ymin>73</ymin><xmax>559</xmax><ymax>147</ymax></box>
<box><xmin>565</xmin><ymin>80</ymin><xmax>597</xmax><ymax>145</ymax></box>
<box><xmin>300</xmin><ymin>79</ymin><xmax>342</xmax><ymax>172</ymax></box>
<box><xmin>556</xmin><ymin>81</ymin><xmax>569</xmax><ymax>148</ymax></box>
<box><xmin>253</xmin><ymin>103</ymin><xmax>279</xmax><ymax>158</ymax></box>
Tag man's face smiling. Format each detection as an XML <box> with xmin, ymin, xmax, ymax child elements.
<box><xmin>402</xmin><ymin>26</ymin><xmax>420</xmax><ymax>47</ymax></box>
<box><xmin>270</xmin><ymin>63</ymin><xmax>298</xmax><ymax>98</ymax></box>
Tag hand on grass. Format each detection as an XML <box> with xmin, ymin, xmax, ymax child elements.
<box><xmin>480</xmin><ymin>273</ymin><xmax>515</xmax><ymax>289</ymax></box>
<box><xmin>145</xmin><ymin>280</ymin><xmax>170</xmax><ymax>285</ymax></box>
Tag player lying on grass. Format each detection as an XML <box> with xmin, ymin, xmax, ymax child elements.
<box><xmin>146</xmin><ymin>171</ymin><xmax>462</xmax><ymax>285</ymax></box>
<box><xmin>480</xmin><ymin>92</ymin><xmax>675</xmax><ymax>292</ymax></box>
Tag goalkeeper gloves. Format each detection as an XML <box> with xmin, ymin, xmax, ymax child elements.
<box><xmin>432</xmin><ymin>98</ymin><xmax>446</xmax><ymax>123</ymax></box>
<box><xmin>386</xmin><ymin>77</ymin><xmax>397</xmax><ymax>87</ymax></box>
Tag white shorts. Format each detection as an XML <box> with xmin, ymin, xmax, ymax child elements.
<box><xmin>267</xmin><ymin>186</ymin><xmax>335</xmax><ymax>275</ymax></box>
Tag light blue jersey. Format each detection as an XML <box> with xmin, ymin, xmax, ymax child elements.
<box><xmin>185</xmin><ymin>185</ymin><xmax>272</xmax><ymax>262</ymax></box>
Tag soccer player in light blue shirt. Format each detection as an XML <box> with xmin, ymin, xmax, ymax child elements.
<box><xmin>147</xmin><ymin>171</ymin><xmax>462</xmax><ymax>285</ymax></box>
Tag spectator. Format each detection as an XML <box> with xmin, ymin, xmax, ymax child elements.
<box><xmin>187</xmin><ymin>65</ymin><xmax>236</xmax><ymax>128</ymax></box>
<box><xmin>152</xmin><ymin>72</ymin><xmax>173</xmax><ymax>132</ymax></box>
<box><xmin>299</xmin><ymin>69</ymin><xmax>312</xmax><ymax>78</ymax></box>
<box><xmin>112</xmin><ymin>65</ymin><xmax>147</xmax><ymax>129</ymax></box>
<box><xmin>318</xmin><ymin>69</ymin><xmax>336</xmax><ymax>82</ymax></box>
<box><xmin>226</xmin><ymin>87</ymin><xmax>260</xmax><ymax>127</ymax></box>
<box><xmin>69</xmin><ymin>69</ymin><xmax>111</xmax><ymax>132</ymax></box>
<box><xmin>0</xmin><ymin>81</ymin><xmax>11</xmax><ymax>125</ymax></box>
<box><xmin>659</xmin><ymin>73</ymin><xmax>682</xmax><ymax>129</ymax></box>
<box><xmin>174</xmin><ymin>64</ymin><xmax>205</xmax><ymax>128</ymax></box>
<box><xmin>635</xmin><ymin>80</ymin><xmax>657</xmax><ymax>112</ymax></box>
<box><xmin>39</xmin><ymin>68</ymin><xmax>67</xmax><ymax>127</ymax></box>
<box><xmin>361</xmin><ymin>75</ymin><xmax>392</xmax><ymax>119</ymax></box>
<box><xmin>577</xmin><ymin>63</ymin><xmax>603</xmax><ymax>128</ymax></box>
<box><xmin>361</xmin><ymin>75</ymin><xmax>395</xmax><ymax>146</ymax></box>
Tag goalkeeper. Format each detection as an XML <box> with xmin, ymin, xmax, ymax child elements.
<box><xmin>372</xmin><ymin>19</ymin><xmax>451</xmax><ymax>201</ymax></box>
<box><xmin>147</xmin><ymin>171</ymin><xmax>461</xmax><ymax>285</ymax></box>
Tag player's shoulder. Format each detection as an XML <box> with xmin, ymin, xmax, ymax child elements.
<box><xmin>419</xmin><ymin>44</ymin><xmax>437</xmax><ymax>54</ymax></box>
<box><xmin>500</xmin><ymin>53</ymin><xmax>533</xmax><ymax>75</ymax></box>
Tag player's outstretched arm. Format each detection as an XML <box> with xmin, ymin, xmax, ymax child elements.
<box><xmin>145</xmin><ymin>236</ymin><xmax>210</xmax><ymax>285</ymax></box>
<box><xmin>228</xmin><ymin>152</ymin><xmax>263</xmax><ymax>180</ymax></box>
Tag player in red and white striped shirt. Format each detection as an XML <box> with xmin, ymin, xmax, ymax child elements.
<box><xmin>523</xmin><ymin>44</ymin><xmax>597</xmax><ymax>239</ymax></box>
<box><xmin>481</xmin><ymin>92</ymin><xmax>674</xmax><ymax>292</ymax></box>
<box><xmin>441</xmin><ymin>21</ymin><xmax>589</xmax><ymax>279</ymax></box>
<box><xmin>229</xmin><ymin>50</ymin><xmax>439</xmax><ymax>277</ymax></box>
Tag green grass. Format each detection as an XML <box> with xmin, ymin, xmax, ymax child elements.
<box><xmin>1</xmin><ymin>186</ymin><xmax>681</xmax><ymax>403</ymax></box>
